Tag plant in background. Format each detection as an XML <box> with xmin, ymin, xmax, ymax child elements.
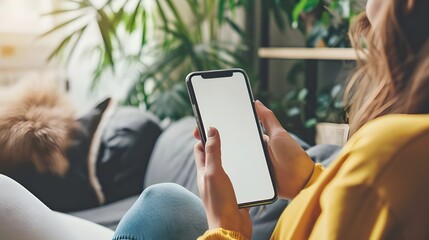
<box><xmin>267</xmin><ymin>0</ymin><xmax>363</xmax><ymax>140</ymax></box>
<box><xmin>291</xmin><ymin>0</ymin><xmax>364</xmax><ymax>47</ymax></box>
<box><xmin>124</xmin><ymin>1</ymin><xmax>252</xmax><ymax>120</ymax></box>
<box><xmin>44</xmin><ymin>0</ymin><xmax>362</xmax><ymax>121</ymax></box>
<box><xmin>43</xmin><ymin>0</ymin><xmax>292</xmax><ymax>121</ymax></box>
<box><xmin>270</xmin><ymin>82</ymin><xmax>346</xmax><ymax>141</ymax></box>
<box><xmin>316</xmin><ymin>83</ymin><xmax>346</xmax><ymax>123</ymax></box>
<box><xmin>270</xmin><ymin>87</ymin><xmax>317</xmax><ymax>135</ymax></box>
<box><xmin>240</xmin><ymin>0</ymin><xmax>363</xmax><ymax>47</ymax></box>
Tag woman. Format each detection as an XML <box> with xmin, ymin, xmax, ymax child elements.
<box><xmin>113</xmin><ymin>0</ymin><xmax>429</xmax><ymax>239</ymax></box>
<box><xmin>1</xmin><ymin>0</ymin><xmax>428</xmax><ymax>239</ymax></box>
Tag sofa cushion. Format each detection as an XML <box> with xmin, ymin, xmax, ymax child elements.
<box><xmin>144</xmin><ymin>117</ymin><xmax>199</xmax><ymax>196</ymax></box>
<box><xmin>97</xmin><ymin>107</ymin><xmax>162</xmax><ymax>203</ymax></box>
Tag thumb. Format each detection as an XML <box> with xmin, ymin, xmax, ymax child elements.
<box><xmin>255</xmin><ymin>100</ymin><xmax>283</xmax><ymax>136</ymax></box>
<box><xmin>205</xmin><ymin>127</ymin><xmax>222</xmax><ymax>171</ymax></box>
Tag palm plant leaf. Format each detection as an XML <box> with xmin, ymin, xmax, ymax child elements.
<box><xmin>41</xmin><ymin>7</ymin><xmax>90</xmax><ymax>16</ymax></box>
<box><xmin>46</xmin><ymin>34</ymin><xmax>74</xmax><ymax>62</ymax></box>
<box><xmin>40</xmin><ymin>13</ymin><xmax>87</xmax><ymax>38</ymax></box>
<box><xmin>97</xmin><ymin>9</ymin><xmax>117</xmax><ymax>68</ymax></box>
<box><xmin>140</xmin><ymin>9</ymin><xmax>148</xmax><ymax>46</ymax></box>
<box><xmin>126</xmin><ymin>0</ymin><xmax>142</xmax><ymax>33</ymax></box>
<box><xmin>64</xmin><ymin>25</ymin><xmax>88</xmax><ymax>64</ymax></box>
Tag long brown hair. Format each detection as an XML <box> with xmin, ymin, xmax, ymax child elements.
<box><xmin>345</xmin><ymin>0</ymin><xmax>429</xmax><ymax>135</ymax></box>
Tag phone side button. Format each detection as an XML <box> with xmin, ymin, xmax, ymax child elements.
<box><xmin>191</xmin><ymin>104</ymin><xmax>197</xmax><ymax>116</ymax></box>
<box><xmin>259</xmin><ymin>121</ymin><xmax>266</xmax><ymax>134</ymax></box>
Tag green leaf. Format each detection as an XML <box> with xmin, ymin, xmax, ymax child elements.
<box><xmin>228</xmin><ymin>0</ymin><xmax>237</xmax><ymax>18</ymax></box>
<box><xmin>285</xmin><ymin>90</ymin><xmax>297</xmax><ymax>101</ymax></box>
<box><xmin>287</xmin><ymin>107</ymin><xmax>301</xmax><ymax>117</ymax></box>
<box><xmin>187</xmin><ymin>0</ymin><xmax>200</xmax><ymax>22</ymax></box>
<box><xmin>126</xmin><ymin>0</ymin><xmax>142</xmax><ymax>33</ymax></box>
<box><xmin>41</xmin><ymin>7</ymin><xmax>89</xmax><ymax>16</ymax></box>
<box><xmin>305</xmin><ymin>118</ymin><xmax>317</xmax><ymax>128</ymax></box>
<box><xmin>112</xmin><ymin>2</ymin><xmax>128</xmax><ymax>29</ymax></box>
<box><xmin>270</xmin><ymin>2</ymin><xmax>286</xmax><ymax>31</ymax></box>
<box><xmin>298</xmin><ymin>88</ymin><xmax>309</xmax><ymax>101</ymax></box>
<box><xmin>141</xmin><ymin>9</ymin><xmax>147</xmax><ymax>46</ymax></box>
<box><xmin>331</xmin><ymin>84</ymin><xmax>342</xmax><ymax>97</ymax></box>
<box><xmin>65</xmin><ymin>25</ymin><xmax>88</xmax><ymax>64</ymax></box>
<box><xmin>218</xmin><ymin>0</ymin><xmax>226</xmax><ymax>24</ymax></box>
<box><xmin>164</xmin><ymin>0</ymin><xmax>188</xmax><ymax>36</ymax></box>
<box><xmin>225</xmin><ymin>17</ymin><xmax>245</xmax><ymax>37</ymax></box>
<box><xmin>292</xmin><ymin>0</ymin><xmax>320</xmax><ymax>28</ymax></box>
<box><xmin>97</xmin><ymin>12</ymin><xmax>115</xmax><ymax>68</ymax></box>
<box><xmin>155</xmin><ymin>0</ymin><xmax>169</xmax><ymax>32</ymax></box>
<box><xmin>46</xmin><ymin>34</ymin><xmax>74</xmax><ymax>62</ymax></box>
<box><xmin>40</xmin><ymin>13</ymin><xmax>86</xmax><ymax>38</ymax></box>
<box><xmin>90</xmin><ymin>46</ymin><xmax>106</xmax><ymax>89</ymax></box>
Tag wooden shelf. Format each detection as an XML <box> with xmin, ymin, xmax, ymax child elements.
<box><xmin>258</xmin><ymin>47</ymin><xmax>364</xmax><ymax>60</ymax></box>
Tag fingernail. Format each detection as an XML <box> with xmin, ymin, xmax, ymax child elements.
<box><xmin>208</xmin><ymin>127</ymin><xmax>216</xmax><ymax>137</ymax></box>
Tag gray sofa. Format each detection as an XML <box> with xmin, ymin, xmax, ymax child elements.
<box><xmin>3</xmin><ymin>94</ymin><xmax>341</xmax><ymax>239</ymax></box>
<box><xmin>0</xmin><ymin>90</ymin><xmax>341</xmax><ymax>239</ymax></box>
<box><xmin>68</xmin><ymin>115</ymin><xmax>341</xmax><ymax>239</ymax></box>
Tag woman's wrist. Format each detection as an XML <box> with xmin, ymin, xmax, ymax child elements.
<box><xmin>276</xmin><ymin>153</ymin><xmax>315</xmax><ymax>200</ymax></box>
<box><xmin>292</xmin><ymin>155</ymin><xmax>315</xmax><ymax>197</ymax></box>
<box><xmin>302</xmin><ymin>163</ymin><xmax>324</xmax><ymax>189</ymax></box>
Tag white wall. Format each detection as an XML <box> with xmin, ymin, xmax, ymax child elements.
<box><xmin>0</xmin><ymin>1</ymin><xmax>64</xmax><ymax>89</ymax></box>
<box><xmin>0</xmin><ymin>0</ymin><xmax>54</xmax><ymax>33</ymax></box>
<box><xmin>0</xmin><ymin>0</ymin><xmax>246</xmax><ymax>114</ymax></box>
<box><xmin>0</xmin><ymin>0</ymin><xmax>150</xmax><ymax>114</ymax></box>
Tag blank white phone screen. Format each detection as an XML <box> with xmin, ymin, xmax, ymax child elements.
<box><xmin>191</xmin><ymin>72</ymin><xmax>275</xmax><ymax>205</ymax></box>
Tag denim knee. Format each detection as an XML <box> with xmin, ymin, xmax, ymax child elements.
<box><xmin>113</xmin><ymin>183</ymin><xmax>207</xmax><ymax>240</ymax></box>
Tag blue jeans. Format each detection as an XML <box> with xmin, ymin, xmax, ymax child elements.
<box><xmin>112</xmin><ymin>183</ymin><xmax>208</xmax><ymax>240</ymax></box>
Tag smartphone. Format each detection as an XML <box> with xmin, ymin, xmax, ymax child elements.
<box><xmin>186</xmin><ymin>68</ymin><xmax>277</xmax><ymax>208</ymax></box>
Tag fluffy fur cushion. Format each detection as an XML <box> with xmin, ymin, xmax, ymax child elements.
<box><xmin>0</xmin><ymin>80</ymin><xmax>77</xmax><ymax>176</ymax></box>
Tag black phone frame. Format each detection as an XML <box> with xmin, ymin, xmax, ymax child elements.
<box><xmin>185</xmin><ymin>68</ymin><xmax>278</xmax><ymax>208</ymax></box>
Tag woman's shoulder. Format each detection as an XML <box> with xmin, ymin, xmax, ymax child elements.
<box><xmin>348</xmin><ymin>114</ymin><xmax>429</xmax><ymax>153</ymax></box>
<box><xmin>332</xmin><ymin>114</ymin><xmax>429</xmax><ymax>185</ymax></box>
<box><xmin>309</xmin><ymin>114</ymin><xmax>429</xmax><ymax>239</ymax></box>
<box><xmin>330</xmin><ymin>114</ymin><xmax>429</xmax><ymax>228</ymax></box>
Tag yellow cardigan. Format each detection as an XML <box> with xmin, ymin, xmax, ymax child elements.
<box><xmin>199</xmin><ymin>114</ymin><xmax>429</xmax><ymax>239</ymax></box>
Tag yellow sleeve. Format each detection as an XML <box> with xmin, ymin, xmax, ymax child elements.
<box><xmin>308</xmin><ymin>133</ymin><xmax>404</xmax><ymax>239</ymax></box>
<box><xmin>272</xmin><ymin>115</ymin><xmax>429</xmax><ymax>239</ymax></box>
<box><xmin>309</xmin><ymin>176</ymin><xmax>393</xmax><ymax>239</ymax></box>
<box><xmin>197</xmin><ymin>228</ymin><xmax>248</xmax><ymax>240</ymax></box>
<box><xmin>303</xmin><ymin>163</ymin><xmax>324</xmax><ymax>189</ymax></box>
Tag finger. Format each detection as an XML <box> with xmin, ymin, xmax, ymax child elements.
<box><xmin>255</xmin><ymin>100</ymin><xmax>283</xmax><ymax>136</ymax></box>
<box><xmin>193</xmin><ymin>126</ymin><xmax>201</xmax><ymax>140</ymax></box>
<box><xmin>204</xmin><ymin>127</ymin><xmax>222</xmax><ymax>171</ymax></box>
<box><xmin>241</xmin><ymin>208</ymin><xmax>251</xmax><ymax>214</ymax></box>
<box><xmin>263</xmin><ymin>134</ymin><xmax>269</xmax><ymax>142</ymax></box>
<box><xmin>194</xmin><ymin>141</ymin><xmax>205</xmax><ymax>170</ymax></box>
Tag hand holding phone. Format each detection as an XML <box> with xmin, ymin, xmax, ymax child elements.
<box><xmin>193</xmin><ymin>127</ymin><xmax>252</xmax><ymax>238</ymax></box>
<box><xmin>186</xmin><ymin>69</ymin><xmax>277</xmax><ymax>207</ymax></box>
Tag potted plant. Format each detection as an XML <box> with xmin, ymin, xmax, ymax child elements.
<box><xmin>268</xmin><ymin>0</ymin><xmax>363</xmax><ymax>144</ymax></box>
<box><xmin>269</xmin><ymin>85</ymin><xmax>317</xmax><ymax>144</ymax></box>
<box><xmin>315</xmin><ymin>83</ymin><xmax>349</xmax><ymax>146</ymax></box>
<box><xmin>270</xmin><ymin>82</ymin><xmax>349</xmax><ymax>146</ymax></box>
